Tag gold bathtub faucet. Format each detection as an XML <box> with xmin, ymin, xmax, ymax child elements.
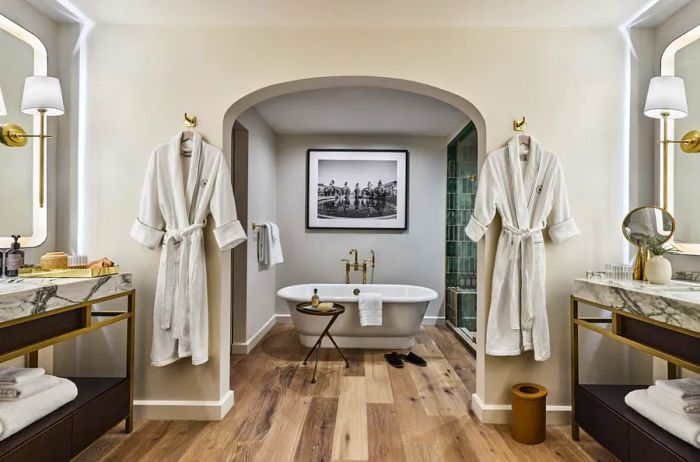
<box><xmin>341</xmin><ymin>249</ymin><xmax>376</xmax><ymax>284</ymax></box>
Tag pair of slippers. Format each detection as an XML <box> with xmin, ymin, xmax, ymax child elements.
<box><xmin>384</xmin><ymin>351</ymin><xmax>426</xmax><ymax>368</ymax></box>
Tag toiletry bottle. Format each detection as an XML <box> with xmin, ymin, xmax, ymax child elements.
<box><xmin>5</xmin><ymin>235</ymin><xmax>24</xmax><ymax>277</ymax></box>
<box><xmin>0</xmin><ymin>249</ymin><xmax>4</xmax><ymax>277</ymax></box>
<box><xmin>311</xmin><ymin>288</ymin><xmax>320</xmax><ymax>308</ymax></box>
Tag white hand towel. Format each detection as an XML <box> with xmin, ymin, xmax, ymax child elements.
<box><xmin>267</xmin><ymin>222</ymin><xmax>284</xmax><ymax>266</ymax></box>
<box><xmin>0</xmin><ymin>367</ymin><xmax>45</xmax><ymax>385</ymax></box>
<box><xmin>625</xmin><ymin>388</ymin><xmax>700</xmax><ymax>448</ymax></box>
<box><xmin>656</xmin><ymin>378</ymin><xmax>700</xmax><ymax>399</ymax></box>
<box><xmin>647</xmin><ymin>385</ymin><xmax>700</xmax><ymax>413</ymax></box>
<box><xmin>358</xmin><ymin>293</ymin><xmax>382</xmax><ymax>326</ymax></box>
<box><xmin>0</xmin><ymin>375</ymin><xmax>61</xmax><ymax>402</ymax></box>
<box><xmin>0</xmin><ymin>377</ymin><xmax>78</xmax><ymax>441</ymax></box>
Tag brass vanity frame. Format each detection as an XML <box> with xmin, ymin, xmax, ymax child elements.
<box><xmin>0</xmin><ymin>289</ymin><xmax>136</xmax><ymax>432</ymax></box>
<box><xmin>570</xmin><ymin>294</ymin><xmax>700</xmax><ymax>442</ymax></box>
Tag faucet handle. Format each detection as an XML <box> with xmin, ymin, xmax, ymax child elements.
<box><xmin>340</xmin><ymin>258</ymin><xmax>350</xmax><ymax>263</ymax></box>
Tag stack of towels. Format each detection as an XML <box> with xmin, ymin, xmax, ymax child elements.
<box><xmin>0</xmin><ymin>367</ymin><xmax>77</xmax><ymax>441</ymax></box>
<box><xmin>625</xmin><ymin>377</ymin><xmax>700</xmax><ymax>448</ymax></box>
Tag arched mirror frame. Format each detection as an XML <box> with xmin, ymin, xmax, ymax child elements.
<box><xmin>660</xmin><ymin>24</ymin><xmax>700</xmax><ymax>255</ymax></box>
<box><xmin>0</xmin><ymin>13</ymin><xmax>48</xmax><ymax>248</ymax></box>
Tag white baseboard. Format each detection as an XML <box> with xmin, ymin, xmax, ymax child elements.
<box><xmin>231</xmin><ymin>313</ymin><xmax>292</xmax><ymax>354</ymax></box>
<box><xmin>471</xmin><ymin>392</ymin><xmax>571</xmax><ymax>426</ymax></box>
<box><xmin>422</xmin><ymin>315</ymin><xmax>445</xmax><ymax>326</ymax></box>
<box><xmin>134</xmin><ymin>389</ymin><xmax>234</xmax><ymax>421</ymax></box>
<box><xmin>231</xmin><ymin>313</ymin><xmax>279</xmax><ymax>354</ymax></box>
<box><xmin>275</xmin><ymin>313</ymin><xmax>292</xmax><ymax>323</ymax></box>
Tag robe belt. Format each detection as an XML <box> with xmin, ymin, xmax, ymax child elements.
<box><xmin>502</xmin><ymin>223</ymin><xmax>544</xmax><ymax>331</ymax></box>
<box><xmin>160</xmin><ymin>222</ymin><xmax>205</xmax><ymax>332</ymax></box>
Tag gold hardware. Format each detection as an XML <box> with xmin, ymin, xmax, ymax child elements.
<box><xmin>0</xmin><ymin>109</ymin><xmax>50</xmax><ymax>208</ymax></box>
<box><xmin>513</xmin><ymin>116</ymin><xmax>527</xmax><ymax>132</ymax></box>
<box><xmin>342</xmin><ymin>249</ymin><xmax>376</xmax><ymax>284</ymax></box>
<box><xmin>680</xmin><ymin>129</ymin><xmax>700</xmax><ymax>154</ymax></box>
<box><xmin>0</xmin><ymin>124</ymin><xmax>28</xmax><ymax>147</ymax></box>
<box><xmin>251</xmin><ymin>222</ymin><xmax>268</xmax><ymax>230</ymax></box>
<box><xmin>184</xmin><ymin>113</ymin><xmax>197</xmax><ymax>128</ymax></box>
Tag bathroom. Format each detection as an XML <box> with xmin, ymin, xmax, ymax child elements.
<box><xmin>1</xmin><ymin>0</ymin><xmax>700</xmax><ymax>461</ymax></box>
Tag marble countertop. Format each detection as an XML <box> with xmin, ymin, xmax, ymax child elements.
<box><xmin>573</xmin><ymin>278</ymin><xmax>700</xmax><ymax>334</ymax></box>
<box><xmin>0</xmin><ymin>273</ymin><xmax>133</xmax><ymax>323</ymax></box>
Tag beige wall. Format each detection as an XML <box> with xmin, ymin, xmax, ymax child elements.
<box><xmin>73</xmin><ymin>23</ymin><xmax>632</xmax><ymax>417</ymax></box>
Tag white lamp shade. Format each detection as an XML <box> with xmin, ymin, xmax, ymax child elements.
<box><xmin>21</xmin><ymin>76</ymin><xmax>64</xmax><ymax>116</ymax></box>
<box><xmin>644</xmin><ymin>76</ymin><xmax>688</xmax><ymax>119</ymax></box>
<box><xmin>0</xmin><ymin>84</ymin><xmax>6</xmax><ymax>116</ymax></box>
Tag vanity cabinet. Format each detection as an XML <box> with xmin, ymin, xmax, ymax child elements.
<box><xmin>571</xmin><ymin>278</ymin><xmax>700</xmax><ymax>461</ymax></box>
<box><xmin>0</xmin><ymin>274</ymin><xmax>134</xmax><ymax>462</ymax></box>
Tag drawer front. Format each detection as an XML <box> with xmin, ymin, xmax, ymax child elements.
<box><xmin>72</xmin><ymin>379</ymin><xmax>129</xmax><ymax>456</ymax></box>
<box><xmin>629</xmin><ymin>423</ymin><xmax>699</xmax><ymax>462</ymax></box>
<box><xmin>575</xmin><ymin>386</ymin><xmax>629</xmax><ymax>462</ymax></box>
<box><xmin>0</xmin><ymin>308</ymin><xmax>85</xmax><ymax>355</ymax></box>
<box><xmin>619</xmin><ymin>316</ymin><xmax>700</xmax><ymax>365</ymax></box>
<box><xmin>1</xmin><ymin>416</ymin><xmax>72</xmax><ymax>462</ymax></box>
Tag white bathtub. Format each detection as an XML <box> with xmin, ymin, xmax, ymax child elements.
<box><xmin>276</xmin><ymin>284</ymin><xmax>438</xmax><ymax>349</ymax></box>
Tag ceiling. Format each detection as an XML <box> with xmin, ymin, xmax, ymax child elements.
<box><xmin>54</xmin><ymin>0</ymin><xmax>658</xmax><ymax>27</ymax></box>
<box><xmin>252</xmin><ymin>87</ymin><xmax>469</xmax><ymax>137</ymax></box>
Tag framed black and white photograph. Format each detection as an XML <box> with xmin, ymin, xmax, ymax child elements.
<box><xmin>306</xmin><ymin>149</ymin><xmax>409</xmax><ymax>230</ymax></box>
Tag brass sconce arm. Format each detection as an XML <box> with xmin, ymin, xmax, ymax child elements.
<box><xmin>0</xmin><ymin>108</ymin><xmax>50</xmax><ymax>208</ymax></box>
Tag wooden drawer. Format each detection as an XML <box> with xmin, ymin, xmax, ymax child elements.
<box><xmin>1</xmin><ymin>416</ymin><xmax>72</xmax><ymax>462</ymax></box>
<box><xmin>72</xmin><ymin>378</ymin><xmax>129</xmax><ymax>455</ymax></box>
<box><xmin>575</xmin><ymin>385</ymin><xmax>629</xmax><ymax>462</ymax></box>
<box><xmin>619</xmin><ymin>316</ymin><xmax>700</xmax><ymax>365</ymax></box>
<box><xmin>628</xmin><ymin>424</ymin><xmax>690</xmax><ymax>462</ymax></box>
<box><xmin>0</xmin><ymin>308</ymin><xmax>85</xmax><ymax>355</ymax></box>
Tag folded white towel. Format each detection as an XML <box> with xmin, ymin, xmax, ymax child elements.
<box><xmin>358</xmin><ymin>293</ymin><xmax>382</xmax><ymax>327</ymax></box>
<box><xmin>656</xmin><ymin>378</ymin><xmax>700</xmax><ymax>399</ymax></box>
<box><xmin>0</xmin><ymin>377</ymin><xmax>77</xmax><ymax>441</ymax></box>
<box><xmin>625</xmin><ymin>388</ymin><xmax>700</xmax><ymax>448</ymax></box>
<box><xmin>648</xmin><ymin>385</ymin><xmax>700</xmax><ymax>413</ymax></box>
<box><xmin>0</xmin><ymin>375</ymin><xmax>60</xmax><ymax>402</ymax></box>
<box><xmin>0</xmin><ymin>367</ymin><xmax>45</xmax><ymax>386</ymax></box>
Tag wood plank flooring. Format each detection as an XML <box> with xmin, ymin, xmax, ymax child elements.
<box><xmin>77</xmin><ymin>324</ymin><xmax>615</xmax><ymax>462</ymax></box>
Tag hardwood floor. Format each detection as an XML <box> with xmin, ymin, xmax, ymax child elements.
<box><xmin>77</xmin><ymin>324</ymin><xmax>615</xmax><ymax>462</ymax></box>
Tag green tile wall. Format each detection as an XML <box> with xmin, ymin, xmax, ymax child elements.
<box><xmin>445</xmin><ymin>124</ymin><xmax>477</xmax><ymax>331</ymax></box>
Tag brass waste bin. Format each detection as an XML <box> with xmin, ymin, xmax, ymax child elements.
<box><xmin>511</xmin><ymin>383</ymin><xmax>548</xmax><ymax>444</ymax></box>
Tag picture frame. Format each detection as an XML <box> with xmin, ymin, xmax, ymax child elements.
<box><xmin>306</xmin><ymin>149</ymin><xmax>409</xmax><ymax>230</ymax></box>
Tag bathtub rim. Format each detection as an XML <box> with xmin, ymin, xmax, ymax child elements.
<box><xmin>276</xmin><ymin>283</ymin><xmax>439</xmax><ymax>303</ymax></box>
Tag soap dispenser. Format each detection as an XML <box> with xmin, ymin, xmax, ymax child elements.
<box><xmin>5</xmin><ymin>235</ymin><xmax>24</xmax><ymax>277</ymax></box>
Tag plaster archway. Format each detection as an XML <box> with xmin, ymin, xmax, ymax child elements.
<box><xmin>220</xmin><ymin>76</ymin><xmax>488</xmax><ymax>402</ymax></box>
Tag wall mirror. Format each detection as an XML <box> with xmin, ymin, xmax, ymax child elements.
<box><xmin>622</xmin><ymin>205</ymin><xmax>675</xmax><ymax>280</ymax></box>
<box><xmin>661</xmin><ymin>24</ymin><xmax>700</xmax><ymax>255</ymax></box>
<box><xmin>0</xmin><ymin>14</ymin><xmax>48</xmax><ymax>248</ymax></box>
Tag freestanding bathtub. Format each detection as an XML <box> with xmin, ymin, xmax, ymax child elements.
<box><xmin>276</xmin><ymin>284</ymin><xmax>438</xmax><ymax>349</ymax></box>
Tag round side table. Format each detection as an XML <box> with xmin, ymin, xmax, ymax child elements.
<box><xmin>296</xmin><ymin>303</ymin><xmax>350</xmax><ymax>383</ymax></box>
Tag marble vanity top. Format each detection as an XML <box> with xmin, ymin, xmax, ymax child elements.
<box><xmin>0</xmin><ymin>273</ymin><xmax>133</xmax><ymax>323</ymax></box>
<box><xmin>574</xmin><ymin>278</ymin><xmax>700</xmax><ymax>334</ymax></box>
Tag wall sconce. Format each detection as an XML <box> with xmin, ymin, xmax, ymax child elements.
<box><xmin>644</xmin><ymin>76</ymin><xmax>700</xmax><ymax>210</ymax></box>
<box><xmin>0</xmin><ymin>76</ymin><xmax>64</xmax><ymax>208</ymax></box>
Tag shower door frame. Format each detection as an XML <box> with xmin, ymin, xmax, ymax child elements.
<box><xmin>444</xmin><ymin>122</ymin><xmax>478</xmax><ymax>352</ymax></box>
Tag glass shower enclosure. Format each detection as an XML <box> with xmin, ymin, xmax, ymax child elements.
<box><xmin>445</xmin><ymin>123</ymin><xmax>478</xmax><ymax>350</ymax></box>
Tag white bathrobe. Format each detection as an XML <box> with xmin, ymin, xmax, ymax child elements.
<box><xmin>465</xmin><ymin>136</ymin><xmax>580</xmax><ymax>361</ymax></box>
<box><xmin>131</xmin><ymin>132</ymin><xmax>247</xmax><ymax>366</ymax></box>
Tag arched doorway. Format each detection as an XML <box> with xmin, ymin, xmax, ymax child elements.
<box><xmin>221</xmin><ymin>75</ymin><xmax>487</xmax><ymax>384</ymax></box>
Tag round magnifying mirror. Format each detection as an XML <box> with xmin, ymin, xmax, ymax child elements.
<box><xmin>622</xmin><ymin>206</ymin><xmax>675</xmax><ymax>280</ymax></box>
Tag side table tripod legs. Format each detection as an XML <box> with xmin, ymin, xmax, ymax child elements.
<box><xmin>302</xmin><ymin>313</ymin><xmax>350</xmax><ymax>383</ymax></box>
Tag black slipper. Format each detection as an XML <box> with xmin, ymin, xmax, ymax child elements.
<box><xmin>384</xmin><ymin>352</ymin><xmax>404</xmax><ymax>368</ymax></box>
<box><xmin>400</xmin><ymin>352</ymin><xmax>427</xmax><ymax>367</ymax></box>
